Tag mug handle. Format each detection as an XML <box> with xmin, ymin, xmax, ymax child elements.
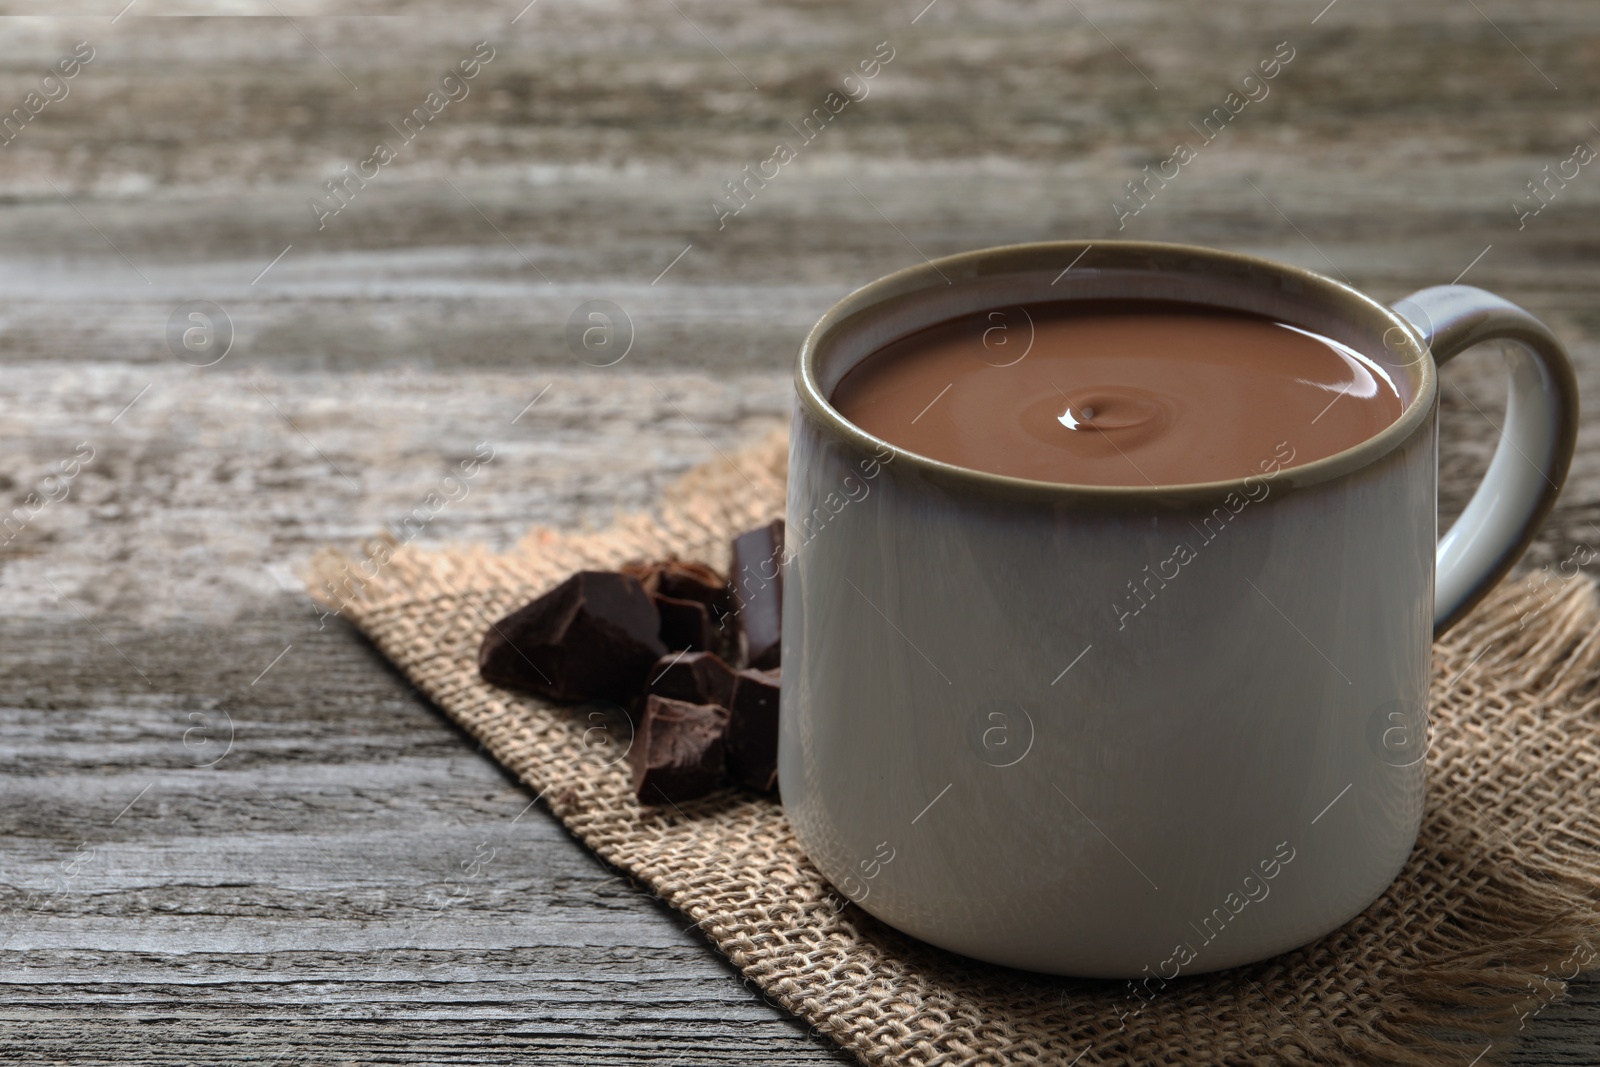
<box><xmin>1390</xmin><ymin>285</ymin><xmax>1580</xmax><ymax>637</ymax></box>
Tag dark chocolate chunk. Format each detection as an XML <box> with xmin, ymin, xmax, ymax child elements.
<box><xmin>647</xmin><ymin>650</ymin><xmax>738</xmax><ymax>710</ymax></box>
<box><xmin>622</xmin><ymin>556</ymin><xmax>730</xmax><ymax>611</ymax></box>
<box><xmin>478</xmin><ymin>571</ymin><xmax>666</xmax><ymax>703</ymax></box>
<box><xmin>726</xmin><ymin>667</ymin><xmax>781</xmax><ymax>792</ymax></box>
<box><xmin>624</xmin><ymin>556</ymin><xmax>738</xmax><ymax>660</ymax></box>
<box><xmin>661</xmin><ymin>561</ymin><xmax>730</xmax><ymax>607</ymax></box>
<box><xmin>654</xmin><ymin>593</ymin><xmax>713</xmax><ymax>652</ymax></box>
<box><xmin>630</xmin><ymin>695</ymin><xmax>730</xmax><ymax>803</ymax></box>
<box><xmin>731</xmin><ymin>520</ymin><xmax>784</xmax><ymax>670</ymax></box>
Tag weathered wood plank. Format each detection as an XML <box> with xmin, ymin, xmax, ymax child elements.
<box><xmin>0</xmin><ymin>602</ymin><xmax>848</xmax><ymax>1065</ymax></box>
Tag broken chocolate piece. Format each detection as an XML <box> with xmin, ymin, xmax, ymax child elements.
<box><xmin>654</xmin><ymin>593</ymin><xmax>713</xmax><ymax>652</ymax></box>
<box><xmin>622</xmin><ymin>556</ymin><xmax>730</xmax><ymax>611</ymax></box>
<box><xmin>630</xmin><ymin>695</ymin><xmax>730</xmax><ymax>803</ymax></box>
<box><xmin>726</xmin><ymin>666</ymin><xmax>781</xmax><ymax>792</ymax></box>
<box><xmin>731</xmin><ymin>520</ymin><xmax>784</xmax><ymax>670</ymax></box>
<box><xmin>661</xmin><ymin>561</ymin><xmax>728</xmax><ymax>604</ymax></box>
<box><xmin>478</xmin><ymin>571</ymin><xmax>666</xmax><ymax>703</ymax></box>
<box><xmin>630</xmin><ymin>559</ymin><xmax>742</xmax><ymax>659</ymax></box>
<box><xmin>647</xmin><ymin>650</ymin><xmax>738</xmax><ymax>710</ymax></box>
<box><xmin>624</xmin><ymin>555</ymin><xmax>739</xmax><ymax>660</ymax></box>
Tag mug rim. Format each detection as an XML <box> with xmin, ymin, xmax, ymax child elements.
<box><xmin>795</xmin><ymin>239</ymin><xmax>1438</xmax><ymax>505</ymax></box>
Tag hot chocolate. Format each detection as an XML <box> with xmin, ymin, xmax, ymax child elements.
<box><xmin>830</xmin><ymin>301</ymin><xmax>1403</xmax><ymax>487</ymax></box>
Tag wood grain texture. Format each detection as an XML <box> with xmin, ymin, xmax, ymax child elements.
<box><xmin>1</xmin><ymin>2</ymin><xmax>1598</xmax><ymax>1063</ymax></box>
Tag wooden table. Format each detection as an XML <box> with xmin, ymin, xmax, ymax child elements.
<box><xmin>3</xmin><ymin>3</ymin><xmax>1599</xmax><ymax>1062</ymax></box>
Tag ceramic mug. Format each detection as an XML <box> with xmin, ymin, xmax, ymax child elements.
<box><xmin>778</xmin><ymin>240</ymin><xmax>1578</xmax><ymax>978</ymax></box>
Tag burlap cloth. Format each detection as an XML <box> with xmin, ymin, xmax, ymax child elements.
<box><xmin>309</xmin><ymin>431</ymin><xmax>1600</xmax><ymax>1066</ymax></box>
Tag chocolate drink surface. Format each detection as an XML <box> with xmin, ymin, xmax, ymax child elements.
<box><xmin>830</xmin><ymin>301</ymin><xmax>1404</xmax><ymax>487</ymax></box>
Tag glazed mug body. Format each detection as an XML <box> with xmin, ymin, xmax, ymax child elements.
<box><xmin>778</xmin><ymin>241</ymin><xmax>1577</xmax><ymax>978</ymax></box>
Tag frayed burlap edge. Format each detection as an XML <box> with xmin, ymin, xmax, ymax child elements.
<box><xmin>305</xmin><ymin>429</ymin><xmax>1600</xmax><ymax>1066</ymax></box>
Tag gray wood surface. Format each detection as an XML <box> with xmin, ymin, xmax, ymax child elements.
<box><xmin>2</xmin><ymin>2</ymin><xmax>1599</xmax><ymax>1063</ymax></box>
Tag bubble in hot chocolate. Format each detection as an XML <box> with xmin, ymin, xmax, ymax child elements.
<box><xmin>831</xmin><ymin>301</ymin><xmax>1403</xmax><ymax>487</ymax></box>
<box><xmin>1010</xmin><ymin>388</ymin><xmax>1177</xmax><ymax>464</ymax></box>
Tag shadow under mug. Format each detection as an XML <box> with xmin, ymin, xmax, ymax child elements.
<box><xmin>778</xmin><ymin>240</ymin><xmax>1579</xmax><ymax>978</ymax></box>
